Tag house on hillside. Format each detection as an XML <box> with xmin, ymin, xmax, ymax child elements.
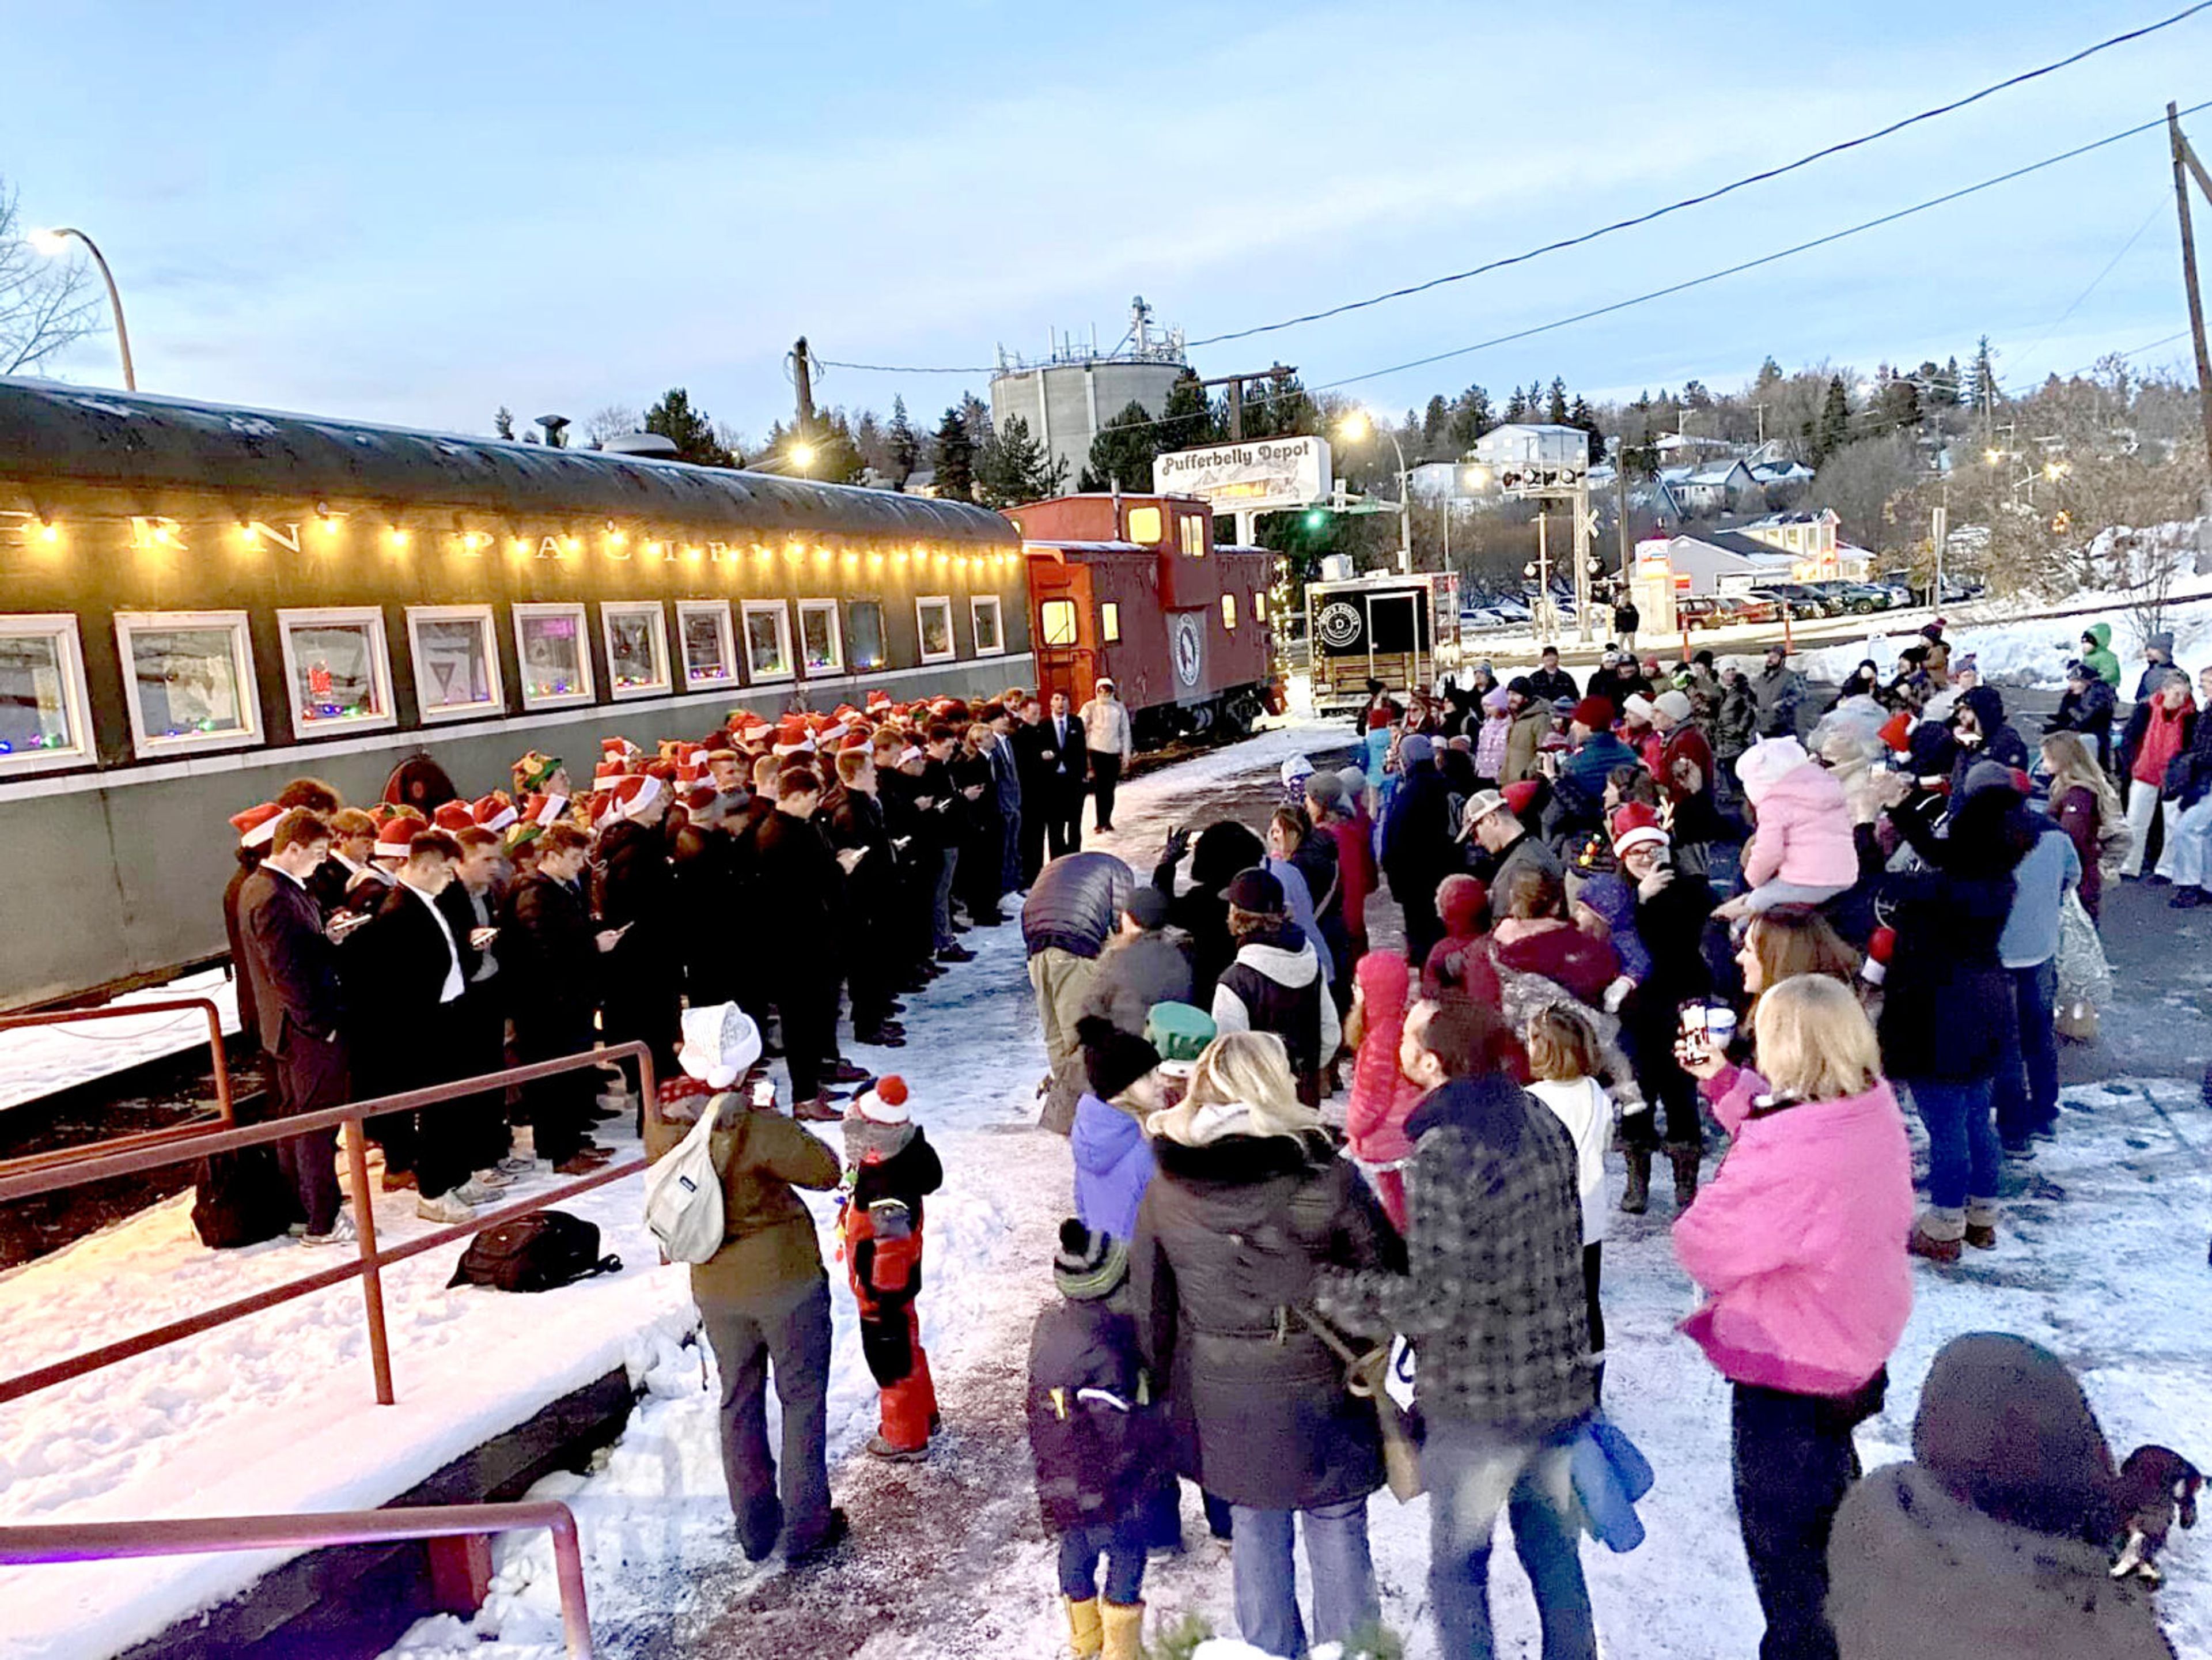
<box><xmin>1657</xmin><ymin>457</ymin><xmax>1756</xmax><ymax>517</ymax></box>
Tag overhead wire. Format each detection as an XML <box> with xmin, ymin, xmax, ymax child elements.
<box><xmin>2005</xmin><ymin>198</ymin><xmax>2171</xmax><ymax>379</ymax></box>
<box><xmin>813</xmin><ymin>4</ymin><xmax>2212</xmax><ymax>376</ymax></box>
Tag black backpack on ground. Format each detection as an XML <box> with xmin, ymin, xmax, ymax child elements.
<box><xmin>191</xmin><ymin>1147</ymin><xmax>301</xmax><ymax>1249</ymax></box>
<box><xmin>447</xmin><ymin>1211</ymin><xmax>622</xmax><ymax>1292</ymax></box>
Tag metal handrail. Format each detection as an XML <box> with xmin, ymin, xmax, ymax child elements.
<box><xmin>0</xmin><ymin>996</ymin><xmax>236</xmax><ymax>1177</ymax></box>
<box><xmin>0</xmin><ymin>1041</ymin><xmax>656</xmax><ymax>1409</ymax></box>
<box><xmin>0</xmin><ymin>1501</ymin><xmax>594</xmax><ymax>1658</ymax></box>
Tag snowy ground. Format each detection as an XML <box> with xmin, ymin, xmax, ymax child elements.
<box><xmin>8</xmin><ymin>709</ymin><xmax>2209</xmax><ymax>1660</ymax></box>
<box><xmin>0</xmin><ymin>967</ymin><xmax>240</xmax><ymax>1114</ymax></box>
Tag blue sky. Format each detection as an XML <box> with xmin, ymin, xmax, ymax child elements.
<box><xmin>5</xmin><ymin>1</ymin><xmax>2208</xmax><ymax>439</ymax></box>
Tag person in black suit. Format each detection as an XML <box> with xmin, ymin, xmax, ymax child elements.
<box><xmin>502</xmin><ymin>823</ymin><xmax>622</xmax><ymax>1173</ymax></box>
<box><xmin>1038</xmin><ymin>690</ymin><xmax>1089</xmax><ymax>860</ymax></box>
<box><xmin>1010</xmin><ymin>695</ymin><xmax>1056</xmax><ymax>887</ymax></box>
<box><xmin>754</xmin><ymin>765</ymin><xmax>850</xmax><ymax>1121</ymax></box>
<box><xmin>237</xmin><ymin>809</ymin><xmax>352</xmax><ymax>1243</ymax></box>
<box><xmin>444</xmin><ymin>826</ymin><xmax>514</xmax><ymax>1177</ymax></box>
<box><xmin>596</xmin><ymin>776</ymin><xmax>684</xmax><ymax>1095</ymax></box>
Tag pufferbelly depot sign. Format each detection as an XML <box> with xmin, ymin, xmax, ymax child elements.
<box><xmin>1153</xmin><ymin>436</ymin><xmax>1332</xmax><ymax>514</ymax></box>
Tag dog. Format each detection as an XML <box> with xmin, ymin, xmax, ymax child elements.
<box><xmin>2112</xmin><ymin>1445</ymin><xmax>2202</xmax><ymax>1586</ymax></box>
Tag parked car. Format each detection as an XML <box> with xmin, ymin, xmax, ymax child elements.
<box><xmin>1810</xmin><ymin>580</ymin><xmax>1896</xmax><ymax>615</ymax></box>
<box><xmin>1718</xmin><ymin>593</ymin><xmax>1781</xmax><ymax>626</ymax></box>
<box><xmin>1677</xmin><ymin>596</ymin><xmax>1727</xmax><ymax>630</ymax></box>
<box><xmin>1751</xmin><ymin>584</ymin><xmax>1834</xmax><ymax>618</ymax></box>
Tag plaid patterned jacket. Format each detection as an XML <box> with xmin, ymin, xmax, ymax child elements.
<box><xmin>1318</xmin><ymin>1073</ymin><xmax>1595</xmax><ymax>1430</ymax></box>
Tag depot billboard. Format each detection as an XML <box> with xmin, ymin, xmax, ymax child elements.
<box><xmin>1153</xmin><ymin>436</ymin><xmax>1332</xmax><ymax>513</ymax></box>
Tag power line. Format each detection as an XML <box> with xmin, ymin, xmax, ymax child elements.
<box><xmin>817</xmin><ymin>4</ymin><xmax>2212</xmax><ymax>376</ymax></box>
<box><xmin>2006</xmin><ymin>198</ymin><xmax>2169</xmax><ymax>378</ymax></box>
<box><xmin>1313</xmin><ymin>100</ymin><xmax>2212</xmax><ymax>394</ymax></box>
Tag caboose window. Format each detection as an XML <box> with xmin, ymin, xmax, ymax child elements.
<box><xmin>1179</xmin><ymin>516</ymin><xmax>1206</xmax><ymax>557</ymax></box>
<box><xmin>513</xmin><ymin>603</ymin><xmax>595</xmax><ymax>709</ymax></box>
<box><xmin>0</xmin><ymin>614</ymin><xmax>93</xmax><ymax>776</ymax></box>
<box><xmin>849</xmin><ymin>600</ymin><xmax>887</xmax><ymax>671</ymax></box>
<box><xmin>114</xmin><ymin>611</ymin><xmax>262</xmax><ymax>760</ymax></box>
<box><xmin>602</xmin><ymin>602</ymin><xmax>671</xmax><ymax>700</ymax></box>
<box><xmin>971</xmin><ymin>596</ymin><xmax>1004</xmax><ymax>657</ymax></box>
<box><xmin>1254</xmin><ymin>591</ymin><xmax>1267</xmax><ymax>621</ymax></box>
<box><xmin>798</xmin><ymin>600</ymin><xmax>843</xmax><ymax>675</ymax></box>
<box><xmin>676</xmin><ymin>602</ymin><xmax>736</xmax><ymax>687</ymax></box>
<box><xmin>916</xmin><ymin>596</ymin><xmax>956</xmax><ymax>664</ymax></box>
<box><xmin>1039</xmin><ymin>600</ymin><xmax>1078</xmax><ymax>648</ymax></box>
<box><xmin>1126</xmin><ymin>506</ymin><xmax>1163</xmax><ymax>545</ymax></box>
<box><xmin>741</xmin><ymin>601</ymin><xmax>794</xmax><ymax>683</ymax></box>
<box><xmin>1100</xmin><ymin>602</ymin><xmax>1122</xmax><ymax>644</ymax></box>
<box><xmin>407</xmin><ymin>606</ymin><xmax>502</xmax><ymax>721</ymax></box>
<box><xmin>276</xmin><ymin>607</ymin><xmax>396</xmax><ymax>739</ymax></box>
<box><xmin>1221</xmin><ymin>594</ymin><xmax>1238</xmax><ymax>630</ymax></box>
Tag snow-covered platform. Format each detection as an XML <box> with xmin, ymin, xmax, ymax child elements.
<box><xmin>0</xmin><ymin>967</ymin><xmax>242</xmax><ymax>1116</ymax></box>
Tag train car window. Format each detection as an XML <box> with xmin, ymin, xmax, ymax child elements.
<box><xmin>1039</xmin><ymin>600</ymin><xmax>1078</xmax><ymax>648</ymax></box>
<box><xmin>741</xmin><ymin>600</ymin><xmax>794</xmax><ymax>683</ymax></box>
<box><xmin>676</xmin><ymin>602</ymin><xmax>736</xmax><ymax>688</ymax></box>
<box><xmin>798</xmin><ymin>600</ymin><xmax>844</xmax><ymax>675</ymax></box>
<box><xmin>1254</xmin><ymin>591</ymin><xmax>1267</xmax><ymax>621</ymax></box>
<box><xmin>1178</xmin><ymin>516</ymin><xmax>1206</xmax><ymax>557</ymax></box>
<box><xmin>970</xmin><ymin>596</ymin><xmax>1005</xmax><ymax>657</ymax></box>
<box><xmin>512</xmin><ymin>603</ymin><xmax>596</xmax><ymax>709</ymax></box>
<box><xmin>1221</xmin><ymin>594</ymin><xmax>1238</xmax><ymax>630</ymax></box>
<box><xmin>849</xmin><ymin>600</ymin><xmax>887</xmax><ymax>671</ymax></box>
<box><xmin>603</xmin><ymin>602</ymin><xmax>672</xmax><ymax>701</ymax></box>
<box><xmin>1126</xmin><ymin>506</ymin><xmax>1163</xmax><ymax>545</ymax></box>
<box><xmin>1100</xmin><ymin>602</ymin><xmax>1122</xmax><ymax>644</ymax></box>
<box><xmin>113</xmin><ymin>611</ymin><xmax>263</xmax><ymax>761</ymax></box>
<box><xmin>407</xmin><ymin>605</ymin><xmax>503</xmax><ymax>722</ymax></box>
<box><xmin>0</xmin><ymin>614</ymin><xmax>94</xmax><ymax>776</ymax></box>
<box><xmin>916</xmin><ymin>596</ymin><xmax>957</xmax><ymax>664</ymax></box>
<box><xmin>275</xmin><ymin>607</ymin><xmax>397</xmax><ymax>739</ymax></box>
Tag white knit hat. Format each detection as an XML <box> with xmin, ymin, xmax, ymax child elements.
<box><xmin>853</xmin><ymin>1075</ymin><xmax>911</xmax><ymax>1125</ymax></box>
<box><xmin>679</xmin><ymin>1003</ymin><xmax>761</xmax><ymax>1091</ymax></box>
<box><xmin>1733</xmin><ymin>736</ymin><xmax>1810</xmax><ymax>806</ymax></box>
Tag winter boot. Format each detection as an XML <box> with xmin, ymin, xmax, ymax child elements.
<box><xmin>1063</xmin><ymin>1597</ymin><xmax>1103</xmax><ymax>1659</ymax></box>
<box><xmin>1909</xmin><ymin>1208</ymin><xmax>1965</xmax><ymax>1265</ymax></box>
<box><xmin>1668</xmin><ymin>1145</ymin><xmax>1702</xmax><ymax>1210</ymax></box>
<box><xmin>1620</xmin><ymin>1149</ymin><xmax>1652</xmax><ymax>1215</ymax></box>
<box><xmin>1100</xmin><ymin>1600</ymin><xmax>1145</xmax><ymax>1660</ymax></box>
<box><xmin>1964</xmin><ymin>1198</ymin><xmax>1999</xmax><ymax>1251</ymax></box>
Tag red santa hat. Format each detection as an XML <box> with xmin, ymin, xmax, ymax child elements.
<box><xmin>522</xmin><ymin>791</ymin><xmax>568</xmax><ymax>828</ymax></box>
<box><xmin>609</xmin><ymin>772</ymin><xmax>666</xmax><ymax>823</ymax></box>
<box><xmin>1609</xmin><ymin>801</ymin><xmax>1668</xmax><ymax>857</ymax></box>
<box><xmin>1877</xmin><ymin>710</ymin><xmax>1915</xmax><ymax>755</ymax></box>
<box><xmin>1502</xmin><ymin>778</ymin><xmax>1543</xmax><ymax>820</ymax></box>
<box><xmin>374</xmin><ymin>812</ymin><xmax>426</xmax><ymax>859</ymax></box>
<box><xmin>834</xmin><ymin>703</ymin><xmax>862</xmax><ymax>721</ymax></box>
<box><xmin>853</xmin><ymin>1074</ymin><xmax>910</xmax><ymax>1126</ymax></box>
<box><xmin>842</xmin><ymin>729</ymin><xmax>873</xmax><ymax>751</ymax></box>
<box><xmin>474</xmin><ymin>792</ymin><xmax>519</xmax><ymax>833</ymax></box>
<box><xmin>230</xmin><ymin>802</ymin><xmax>283</xmax><ymax>849</ymax></box>
<box><xmin>432</xmin><ymin>800</ymin><xmax>476</xmax><ymax>833</ymax></box>
<box><xmin>866</xmin><ymin>690</ymin><xmax>893</xmax><ymax>713</ymax></box>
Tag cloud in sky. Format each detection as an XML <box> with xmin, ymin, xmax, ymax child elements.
<box><xmin>9</xmin><ymin>0</ymin><xmax>2209</xmax><ymax>436</ymax></box>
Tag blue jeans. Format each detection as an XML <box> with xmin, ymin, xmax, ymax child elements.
<box><xmin>931</xmin><ymin>848</ymin><xmax>959</xmax><ymax>950</ymax></box>
<box><xmin>1908</xmin><ymin>1077</ymin><xmax>2000</xmax><ymax>1213</ymax></box>
<box><xmin>1992</xmin><ymin>959</ymin><xmax>2059</xmax><ymax>1147</ymax></box>
<box><xmin>1229</xmin><ymin>1496</ymin><xmax>1377</xmax><ymax>1658</ymax></box>
<box><xmin>1423</xmin><ymin>1416</ymin><xmax>1596</xmax><ymax>1660</ymax></box>
<box><xmin>1057</xmin><ymin>1512</ymin><xmax>1148</xmax><ymax>1605</ymax></box>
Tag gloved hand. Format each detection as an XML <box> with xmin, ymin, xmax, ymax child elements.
<box><xmin>1162</xmin><ymin>826</ymin><xmax>1191</xmax><ymax>866</ymax></box>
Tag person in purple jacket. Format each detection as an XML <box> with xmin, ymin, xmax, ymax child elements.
<box><xmin>1071</xmin><ymin>1016</ymin><xmax>1171</xmax><ymax>1241</ymax></box>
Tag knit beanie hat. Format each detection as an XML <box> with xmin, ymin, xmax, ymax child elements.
<box><xmin>1124</xmin><ymin>886</ymin><xmax>1171</xmax><ymax>931</ymax></box>
<box><xmin>1143</xmin><ymin>1001</ymin><xmax>1216</xmax><ymax>1065</ymax></box>
<box><xmin>853</xmin><ymin>1075</ymin><xmax>910</xmax><ymax>1125</ymax></box>
<box><xmin>1507</xmin><ymin>675</ymin><xmax>1535</xmax><ymax>699</ymax></box>
<box><xmin>1054</xmin><ymin>1218</ymin><xmax>1129</xmax><ymax>1301</ymax></box>
<box><xmin>1907</xmin><ymin>722</ymin><xmax>1960</xmax><ymax>782</ymax></box>
<box><xmin>1078</xmin><ymin>1015</ymin><xmax>1164</xmax><ymax>1101</ymax></box>
<box><xmin>1653</xmin><ymin>689</ymin><xmax>1693</xmax><ymax>724</ymax></box>
<box><xmin>1733</xmin><ymin>735</ymin><xmax>1809</xmax><ymax>804</ymax></box>
<box><xmin>1570</xmin><ymin>696</ymin><xmax>1614</xmax><ymax>731</ymax></box>
<box><xmin>1336</xmin><ymin>765</ymin><xmax>1369</xmax><ymax>803</ymax></box>
<box><xmin>1622</xmin><ymin>693</ymin><xmax>1656</xmax><ymax>725</ymax></box>
<box><xmin>1303</xmin><ymin>770</ymin><xmax>1345</xmax><ymax>808</ymax></box>
<box><xmin>1399</xmin><ymin>733</ymin><xmax>1434</xmax><ymax>767</ymax></box>
<box><xmin>1482</xmin><ymin>686</ymin><xmax>1511</xmax><ymax>713</ymax></box>
<box><xmin>1225</xmin><ymin>866</ymin><xmax>1285</xmax><ymax>914</ymax></box>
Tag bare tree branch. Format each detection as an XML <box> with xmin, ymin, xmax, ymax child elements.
<box><xmin>0</xmin><ymin>178</ymin><xmax>104</xmax><ymax>376</ymax></box>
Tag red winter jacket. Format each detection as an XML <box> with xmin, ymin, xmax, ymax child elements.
<box><xmin>1344</xmin><ymin>952</ymin><xmax>1425</xmax><ymax>1166</ymax></box>
<box><xmin>1325</xmin><ymin>810</ymin><xmax>1377</xmax><ymax>939</ymax></box>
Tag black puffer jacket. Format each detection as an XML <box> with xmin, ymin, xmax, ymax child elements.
<box><xmin>1027</xmin><ymin>1296</ymin><xmax>1170</xmax><ymax>1532</ymax></box>
<box><xmin>1948</xmin><ymin>686</ymin><xmax>2031</xmax><ymax>792</ymax></box>
<box><xmin>1131</xmin><ymin>1126</ymin><xmax>1401</xmax><ymax>1510</ymax></box>
<box><xmin>1828</xmin><ymin>1333</ymin><xmax>2172</xmax><ymax>1660</ymax></box>
<box><xmin>1022</xmin><ymin>852</ymin><xmax>1136</xmax><ymax>962</ymax></box>
<box><xmin>2046</xmin><ymin>676</ymin><xmax>2118</xmax><ymax>772</ymax></box>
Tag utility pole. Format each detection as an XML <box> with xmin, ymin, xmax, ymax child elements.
<box><xmin>2168</xmin><ymin>103</ymin><xmax>2212</xmax><ymax>476</ymax></box>
<box><xmin>791</xmin><ymin>337</ymin><xmax>817</xmax><ymax>429</ymax></box>
<box><xmin>1615</xmin><ymin>456</ymin><xmax>1631</xmax><ymax>580</ymax></box>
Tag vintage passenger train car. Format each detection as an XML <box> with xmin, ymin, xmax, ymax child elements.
<box><xmin>1009</xmin><ymin>493</ymin><xmax>1275</xmax><ymax>746</ymax></box>
<box><xmin>0</xmin><ymin>378</ymin><xmax>1024</xmax><ymax>1009</ymax></box>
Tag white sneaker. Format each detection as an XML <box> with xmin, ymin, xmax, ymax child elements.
<box><xmin>495</xmin><ymin>1156</ymin><xmax>536</xmax><ymax>1177</ymax></box>
<box><xmin>416</xmin><ymin>1193</ymin><xmax>476</xmax><ymax>1224</ymax></box>
<box><xmin>301</xmin><ymin>1212</ymin><xmax>358</xmax><ymax>1246</ymax></box>
<box><xmin>451</xmin><ymin>1178</ymin><xmax>505</xmax><ymax>1205</ymax></box>
<box><xmin>471</xmin><ymin>1167</ymin><xmax>517</xmax><ymax>1188</ymax></box>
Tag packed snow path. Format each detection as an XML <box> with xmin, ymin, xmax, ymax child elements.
<box><xmin>380</xmin><ymin>720</ymin><xmax>2211</xmax><ymax>1660</ymax></box>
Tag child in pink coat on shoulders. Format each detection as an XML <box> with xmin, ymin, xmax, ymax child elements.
<box><xmin>1720</xmin><ymin>736</ymin><xmax>1860</xmax><ymax>920</ymax></box>
<box><xmin>1673</xmin><ymin>975</ymin><xmax>1914</xmax><ymax>1660</ymax></box>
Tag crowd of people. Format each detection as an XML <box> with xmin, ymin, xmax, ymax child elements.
<box><xmin>214</xmin><ymin>618</ymin><xmax>2199</xmax><ymax>1660</ymax></box>
<box><xmin>220</xmin><ymin>676</ymin><xmax>1140</xmax><ymax>1241</ymax></box>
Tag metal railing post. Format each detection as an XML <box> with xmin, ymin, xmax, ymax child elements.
<box><xmin>345</xmin><ymin>1118</ymin><xmax>396</xmax><ymax>1406</ymax></box>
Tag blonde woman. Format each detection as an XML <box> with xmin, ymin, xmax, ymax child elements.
<box><xmin>1525</xmin><ymin>1005</ymin><xmax>1610</xmax><ymax>1385</ymax></box>
<box><xmin>1130</xmin><ymin>1031</ymin><xmax>1400</xmax><ymax>1658</ymax></box>
<box><xmin>2042</xmin><ymin>730</ymin><xmax>2122</xmax><ymax>923</ymax></box>
<box><xmin>1674</xmin><ymin>976</ymin><xmax>1914</xmax><ymax>1660</ymax></box>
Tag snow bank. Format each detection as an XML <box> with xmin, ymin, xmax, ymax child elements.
<box><xmin>1804</xmin><ymin>596</ymin><xmax>2212</xmax><ymax>691</ymax></box>
<box><xmin>0</xmin><ymin>967</ymin><xmax>241</xmax><ymax>1114</ymax></box>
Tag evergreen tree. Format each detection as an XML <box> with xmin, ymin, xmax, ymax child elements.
<box><xmin>974</xmin><ymin>414</ymin><xmax>1067</xmax><ymax>507</ymax></box>
<box><xmin>1157</xmin><ymin>373</ymin><xmax>1217</xmax><ymax>453</ymax></box>
<box><xmin>1546</xmin><ymin>378</ymin><xmax>1570</xmax><ymax>425</ymax></box>
<box><xmin>1245</xmin><ymin>369</ymin><xmax>1319</xmax><ymax>438</ymax></box>
<box><xmin>1422</xmin><ymin>394</ymin><xmax>1450</xmax><ymax>457</ymax></box>
<box><xmin>1812</xmin><ymin>375</ymin><xmax>1852</xmax><ymax>463</ymax></box>
<box><xmin>1682</xmin><ymin>379</ymin><xmax>1714</xmax><ymax>410</ymax></box>
<box><xmin>645</xmin><ymin>387</ymin><xmax>736</xmax><ymax>467</ymax></box>
<box><xmin>888</xmin><ymin>396</ymin><xmax>921</xmax><ymax>482</ymax></box>
<box><xmin>1082</xmin><ymin>400</ymin><xmax>1158</xmax><ymax>492</ymax></box>
<box><xmin>1940</xmin><ymin>356</ymin><xmax>1962</xmax><ymax>406</ymax></box>
<box><xmin>933</xmin><ymin>407</ymin><xmax>975</xmax><ymax>501</ymax></box>
<box><xmin>1448</xmin><ymin>384</ymin><xmax>1493</xmax><ymax>449</ymax></box>
<box><xmin>762</xmin><ymin>411</ymin><xmax>863</xmax><ymax>483</ymax></box>
<box><xmin>1754</xmin><ymin>358</ymin><xmax>1784</xmax><ymax>392</ymax></box>
<box><xmin>494</xmin><ymin>405</ymin><xmax>515</xmax><ymax>440</ymax></box>
<box><xmin>1877</xmin><ymin>372</ymin><xmax>1921</xmax><ymax>436</ymax></box>
<box><xmin>1503</xmin><ymin>385</ymin><xmax>1531</xmax><ymax>422</ymax></box>
<box><xmin>1962</xmin><ymin>335</ymin><xmax>2000</xmax><ymax>418</ymax></box>
<box><xmin>1566</xmin><ymin>394</ymin><xmax>1604</xmax><ymax>459</ymax></box>
<box><xmin>958</xmin><ymin>391</ymin><xmax>993</xmax><ymax>453</ymax></box>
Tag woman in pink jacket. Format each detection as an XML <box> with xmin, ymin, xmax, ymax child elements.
<box><xmin>1719</xmin><ymin>736</ymin><xmax>1861</xmax><ymax>921</ymax></box>
<box><xmin>1675</xmin><ymin>974</ymin><xmax>1914</xmax><ymax>1660</ymax></box>
<box><xmin>1341</xmin><ymin>950</ymin><xmax>1423</xmax><ymax>1230</ymax></box>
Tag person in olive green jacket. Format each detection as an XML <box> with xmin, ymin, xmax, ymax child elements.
<box><xmin>647</xmin><ymin>1004</ymin><xmax>847</xmax><ymax>1564</ymax></box>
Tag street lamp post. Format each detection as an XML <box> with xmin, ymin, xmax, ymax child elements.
<box><xmin>29</xmin><ymin>226</ymin><xmax>135</xmax><ymax>391</ymax></box>
<box><xmin>1338</xmin><ymin>412</ymin><xmax>1411</xmax><ymax>573</ymax></box>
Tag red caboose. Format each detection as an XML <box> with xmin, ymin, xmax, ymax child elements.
<box><xmin>1005</xmin><ymin>493</ymin><xmax>1275</xmax><ymax>747</ymax></box>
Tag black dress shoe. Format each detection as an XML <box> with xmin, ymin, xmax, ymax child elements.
<box><xmin>786</xmin><ymin>1508</ymin><xmax>849</xmax><ymax>1565</ymax></box>
<box><xmin>937</xmin><ymin>944</ymin><xmax>975</xmax><ymax>963</ymax></box>
<box><xmin>2171</xmin><ymin>886</ymin><xmax>2206</xmax><ymax>909</ymax></box>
